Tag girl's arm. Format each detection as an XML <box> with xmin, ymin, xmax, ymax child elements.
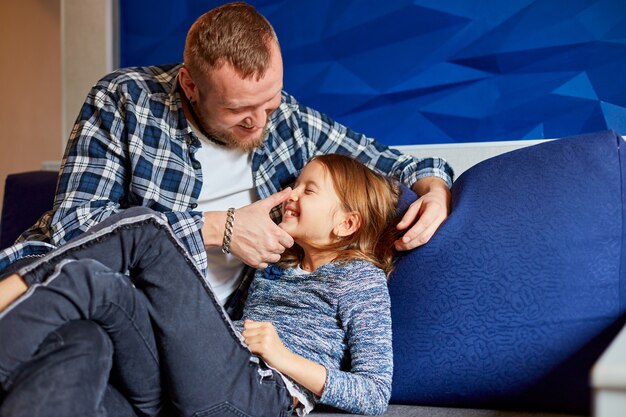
<box><xmin>320</xmin><ymin>266</ymin><xmax>393</xmax><ymax>415</ymax></box>
<box><xmin>242</xmin><ymin>320</ymin><xmax>326</xmax><ymax>396</ymax></box>
<box><xmin>243</xmin><ymin>264</ymin><xmax>393</xmax><ymax>416</ymax></box>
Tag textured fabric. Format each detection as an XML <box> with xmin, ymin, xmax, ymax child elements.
<box><xmin>388</xmin><ymin>130</ymin><xmax>626</xmax><ymax>415</ymax></box>
<box><xmin>309</xmin><ymin>403</ymin><xmax>585</xmax><ymax>417</ymax></box>
<box><xmin>0</xmin><ymin>64</ymin><xmax>453</xmax><ymax>290</ymax></box>
<box><xmin>234</xmin><ymin>261</ymin><xmax>393</xmax><ymax>415</ymax></box>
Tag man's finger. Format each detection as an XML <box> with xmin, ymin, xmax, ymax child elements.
<box><xmin>403</xmin><ymin>207</ymin><xmax>438</xmax><ymax>241</ymax></box>
<box><xmin>396</xmin><ymin>199</ymin><xmax>423</xmax><ymax>231</ymax></box>
<box><xmin>266</xmin><ymin>253</ymin><xmax>282</xmax><ymax>264</ymax></box>
<box><xmin>261</xmin><ymin>187</ymin><xmax>292</xmax><ymax>210</ymax></box>
<box><xmin>276</xmin><ymin>228</ymin><xmax>294</xmax><ymax>248</ymax></box>
<box><xmin>396</xmin><ymin>225</ymin><xmax>435</xmax><ymax>250</ymax></box>
<box><xmin>395</xmin><ymin>213</ymin><xmax>445</xmax><ymax>250</ymax></box>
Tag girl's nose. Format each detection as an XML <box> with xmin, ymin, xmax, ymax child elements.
<box><xmin>289</xmin><ymin>188</ymin><xmax>300</xmax><ymax>201</ymax></box>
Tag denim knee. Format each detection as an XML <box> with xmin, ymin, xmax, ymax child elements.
<box><xmin>0</xmin><ymin>320</ymin><xmax>113</xmax><ymax>417</ymax></box>
<box><xmin>41</xmin><ymin>319</ymin><xmax>113</xmax><ymax>358</ymax></box>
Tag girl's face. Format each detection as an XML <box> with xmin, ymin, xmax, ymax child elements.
<box><xmin>279</xmin><ymin>160</ymin><xmax>347</xmax><ymax>248</ymax></box>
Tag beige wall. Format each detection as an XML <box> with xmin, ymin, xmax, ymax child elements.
<box><xmin>0</xmin><ymin>0</ymin><xmax>115</xmax><ymax>217</ymax></box>
<box><xmin>61</xmin><ymin>0</ymin><xmax>116</xmax><ymax>147</ymax></box>
<box><xmin>0</xmin><ymin>0</ymin><xmax>62</xmax><ymax>210</ymax></box>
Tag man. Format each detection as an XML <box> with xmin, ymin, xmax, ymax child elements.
<box><xmin>0</xmin><ymin>2</ymin><xmax>453</xmax><ymax>415</ymax></box>
<box><xmin>2</xmin><ymin>1</ymin><xmax>452</xmax><ymax>309</ymax></box>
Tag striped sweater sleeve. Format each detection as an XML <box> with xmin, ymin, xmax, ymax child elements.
<box><xmin>319</xmin><ymin>264</ymin><xmax>393</xmax><ymax>415</ymax></box>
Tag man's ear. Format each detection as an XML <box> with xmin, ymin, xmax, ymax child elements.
<box><xmin>334</xmin><ymin>211</ymin><xmax>362</xmax><ymax>238</ymax></box>
<box><xmin>178</xmin><ymin>67</ymin><xmax>197</xmax><ymax>100</ymax></box>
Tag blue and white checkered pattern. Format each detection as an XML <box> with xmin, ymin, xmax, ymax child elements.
<box><xmin>0</xmin><ymin>64</ymin><xmax>453</xmax><ymax>300</ymax></box>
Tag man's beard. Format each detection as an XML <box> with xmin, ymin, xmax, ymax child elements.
<box><xmin>192</xmin><ymin>102</ymin><xmax>270</xmax><ymax>152</ymax></box>
<box><xmin>204</xmin><ymin>123</ymin><xmax>270</xmax><ymax>152</ymax></box>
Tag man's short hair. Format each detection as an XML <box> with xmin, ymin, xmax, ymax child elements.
<box><xmin>184</xmin><ymin>2</ymin><xmax>279</xmax><ymax>81</ymax></box>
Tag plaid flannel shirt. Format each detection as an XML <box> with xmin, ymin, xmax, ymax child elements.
<box><xmin>0</xmin><ymin>64</ymin><xmax>453</xmax><ymax>315</ymax></box>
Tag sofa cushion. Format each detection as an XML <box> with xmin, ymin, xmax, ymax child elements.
<box><xmin>0</xmin><ymin>171</ymin><xmax>57</xmax><ymax>250</ymax></box>
<box><xmin>388</xmin><ymin>130</ymin><xmax>625</xmax><ymax>415</ymax></box>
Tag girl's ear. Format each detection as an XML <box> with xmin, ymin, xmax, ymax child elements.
<box><xmin>334</xmin><ymin>211</ymin><xmax>362</xmax><ymax>238</ymax></box>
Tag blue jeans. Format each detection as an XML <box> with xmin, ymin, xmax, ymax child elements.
<box><xmin>0</xmin><ymin>320</ymin><xmax>115</xmax><ymax>417</ymax></box>
<box><xmin>0</xmin><ymin>208</ymin><xmax>293</xmax><ymax>417</ymax></box>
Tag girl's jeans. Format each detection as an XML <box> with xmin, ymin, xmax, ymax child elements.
<box><xmin>0</xmin><ymin>207</ymin><xmax>293</xmax><ymax>417</ymax></box>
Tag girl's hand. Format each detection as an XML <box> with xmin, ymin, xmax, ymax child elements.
<box><xmin>243</xmin><ymin>319</ymin><xmax>327</xmax><ymax>396</ymax></box>
<box><xmin>242</xmin><ymin>320</ymin><xmax>291</xmax><ymax>370</ymax></box>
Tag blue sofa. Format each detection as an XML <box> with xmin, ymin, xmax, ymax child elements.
<box><xmin>1</xmin><ymin>130</ymin><xmax>624</xmax><ymax>417</ymax></box>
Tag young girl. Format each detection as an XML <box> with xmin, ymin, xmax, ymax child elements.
<box><xmin>0</xmin><ymin>154</ymin><xmax>400</xmax><ymax>416</ymax></box>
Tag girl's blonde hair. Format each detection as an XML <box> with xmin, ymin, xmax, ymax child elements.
<box><xmin>281</xmin><ymin>154</ymin><xmax>402</xmax><ymax>276</ymax></box>
<box><xmin>184</xmin><ymin>2</ymin><xmax>279</xmax><ymax>81</ymax></box>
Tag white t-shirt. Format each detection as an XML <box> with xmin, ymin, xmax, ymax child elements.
<box><xmin>189</xmin><ymin>124</ymin><xmax>256</xmax><ymax>305</ymax></box>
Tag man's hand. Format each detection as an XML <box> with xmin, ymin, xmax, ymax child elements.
<box><xmin>395</xmin><ymin>177</ymin><xmax>451</xmax><ymax>251</ymax></box>
<box><xmin>202</xmin><ymin>188</ymin><xmax>294</xmax><ymax>268</ymax></box>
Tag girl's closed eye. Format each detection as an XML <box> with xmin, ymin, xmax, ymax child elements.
<box><xmin>303</xmin><ymin>181</ymin><xmax>319</xmax><ymax>194</ymax></box>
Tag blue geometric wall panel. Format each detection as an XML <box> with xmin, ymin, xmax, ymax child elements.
<box><xmin>120</xmin><ymin>0</ymin><xmax>626</xmax><ymax>145</ymax></box>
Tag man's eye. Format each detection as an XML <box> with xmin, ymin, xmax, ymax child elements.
<box><xmin>228</xmin><ymin>108</ymin><xmax>245</xmax><ymax>114</ymax></box>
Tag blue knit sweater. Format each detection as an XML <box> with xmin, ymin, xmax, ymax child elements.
<box><xmin>234</xmin><ymin>259</ymin><xmax>393</xmax><ymax>415</ymax></box>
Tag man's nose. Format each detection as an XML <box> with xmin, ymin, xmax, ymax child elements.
<box><xmin>245</xmin><ymin>108</ymin><xmax>266</xmax><ymax>127</ymax></box>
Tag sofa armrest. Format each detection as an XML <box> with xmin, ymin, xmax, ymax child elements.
<box><xmin>0</xmin><ymin>171</ymin><xmax>57</xmax><ymax>250</ymax></box>
<box><xmin>592</xmin><ymin>321</ymin><xmax>626</xmax><ymax>417</ymax></box>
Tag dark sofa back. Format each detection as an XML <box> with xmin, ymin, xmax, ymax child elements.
<box><xmin>0</xmin><ymin>171</ymin><xmax>57</xmax><ymax>250</ymax></box>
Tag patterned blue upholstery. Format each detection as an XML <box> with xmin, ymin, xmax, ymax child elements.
<box><xmin>389</xmin><ymin>130</ymin><xmax>626</xmax><ymax>414</ymax></box>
